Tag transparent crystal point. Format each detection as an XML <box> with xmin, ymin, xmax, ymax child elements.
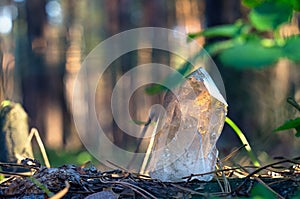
<box><xmin>146</xmin><ymin>67</ymin><xmax>227</xmax><ymax>182</ymax></box>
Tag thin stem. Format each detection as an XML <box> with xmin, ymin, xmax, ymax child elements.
<box><xmin>225</xmin><ymin>117</ymin><xmax>261</xmax><ymax>167</ymax></box>
<box><xmin>29</xmin><ymin>176</ymin><xmax>54</xmax><ymax>197</ymax></box>
<box><xmin>287</xmin><ymin>97</ymin><xmax>300</xmax><ymax>112</ymax></box>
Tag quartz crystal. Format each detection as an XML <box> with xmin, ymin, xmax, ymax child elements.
<box><xmin>146</xmin><ymin>67</ymin><xmax>227</xmax><ymax>182</ymax></box>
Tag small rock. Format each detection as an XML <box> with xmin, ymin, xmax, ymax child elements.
<box><xmin>85</xmin><ymin>191</ymin><xmax>118</xmax><ymax>199</ymax></box>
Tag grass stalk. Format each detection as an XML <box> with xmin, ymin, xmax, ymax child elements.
<box><xmin>225</xmin><ymin>117</ymin><xmax>261</xmax><ymax>167</ymax></box>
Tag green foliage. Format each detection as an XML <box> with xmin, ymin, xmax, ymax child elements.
<box><xmin>274</xmin><ymin>118</ymin><xmax>300</xmax><ymax>137</ymax></box>
<box><xmin>250</xmin><ymin>183</ymin><xmax>276</xmax><ymax>199</ymax></box>
<box><xmin>274</xmin><ymin>97</ymin><xmax>300</xmax><ymax>137</ymax></box>
<box><xmin>145</xmin><ymin>60</ymin><xmax>193</xmax><ymax>94</ymax></box>
<box><xmin>189</xmin><ymin>0</ymin><xmax>300</xmax><ymax>69</ymax></box>
<box><xmin>249</xmin><ymin>0</ymin><xmax>293</xmax><ymax>31</ymax></box>
<box><xmin>284</xmin><ymin>36</ymin><xmax>300</xmax><ymax>62</ymax></box>
<box><xmin>147</xmin><ymin>0</ymin><xmax>300</xmax><ymax>92</ymax></box>
<box><xmin>242</xmin><ymin>0</ymin><xmax>264</xmax><ymax>8</ymax></box>
<box><xmin>189</xmin><ymin>21</ymin><xmax>245</xmax><ymax>39</ymax></box>
<box><xmin>291</xmin><ymin>0</ymin><xmax>300</xmax><ymax>11</ymax></box>
<box><xmin>34</xmin><ymin>149</ymin><xmax>98</xmax><ymax>167</ymax></box>
<box><xmin>218</xmin><ymin>39</ymin><xmax>281</xmax><ymax>68</ymax></box>
<box><xmin>292</xmin><ymin>188</ymin><xmax>300</xmax><ymax>199</ymax></box>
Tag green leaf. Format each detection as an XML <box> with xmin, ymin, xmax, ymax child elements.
<box><xmin>0</xmin><ymin>100</ymin><xmax>11</xmax><ymax>108</ymax></box>
<box><xmin>283</xmin><ymin>36</ymin><xmax>300</xmax><ymax>62</ymax></box>
<box><xmin>145</xmin><ymin>71</ymin><xmax>187</xmax><ymax>95</ymax></box>
<box><xmin>145</xmin><ymin>84</ymin><xmax>165</xmax><ymax>95</ymax></box>
<box><xmin>249</xmin><ymin>1</ymin><xmax>293</xmax><ymax>31</ymax></box>
<box><xmin>242</xmin><ymin>0</ymin><xmax>265</xmax><ymax>8</ymax></box>
<box><xmin>204</xmin><ymin>39</ymin><xmax>235</xmax><ymax>56</ymax></box>
<box><xmin>251</xmin><ymin>183</ymin><xmax>276</xmax><ymax>198</ymax></box>
<box><xmin>29</xmin><ymin>177</ymin><xmax>54</xmax><ymax>197</ymax></box>
<box><xmin>291</xmin><ymin>0</ymin><xmax>300</xmax><ymax>11</ymax></box>
<box><xmin>218</xmin><ymin>40</ymin><xmax>281</xmax><ymax>68</ymax></box>
<box><xmin>188</xmin><ymin>23</ymin><xmax>243</xmax><ymax>39</ymax></box>
<box><xmin>274</xmin><ymin>117</ymin><xmax>300</xmax><ymax>131</ymax></box>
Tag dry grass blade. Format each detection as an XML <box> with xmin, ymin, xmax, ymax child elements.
<box><xmin>182</xmin><ymin>167</ymin><xmax>236</xmax><ymax>180</ymax></box>
<box><xmin>215</xmin><ymin>177</ymin><xmax>225</xmax><ymax>193</ymax></box>
<box><xmin>0</xmin><ymin>176</ymin><xmax>14</xmax><ymax>185</ymax></box>
<box><xmin>216</xmin><ymin>159</ymin><xmax>231</xmax><ymax>193</ymax></box>
<box><xmin>127</xmin><ymin>118</ymin><xmax>151</xmax><ymax>170</ymax></box>
<box><xmin>133</xmin><ymin>172</ymin><xmax>152</xmax><ymax>179</ymax></box>
<box><xmin>0</xmin><ymin>170</ymin><xmax>32</xmax><ymax>177</ymax></box>
<box><xmin>118</xmin><ymin>181</ymin><xmax>157</xmax><ymax>199</ymax></box>
<box><xmin>100</xmin><ymin>179</ymin><xmax>157</xmax><ymax>199</ymax></box>
<box><xmin>268</xmin><ymin>178</ymin><xmax>291</xmax><ymax>186</ymax></box>
<box><xmin>0</xmin><ymin>162</ymin><xmax>35</xmax><ymax>177</ymax></box>
<box><xmin>80</xmin><ymin>160</ymin><xmax>92</xmax><ymax>168</ymax></box>
<box><xmin>0</xmin><ymin>163</ymin><xmax>298</xmax><ymax>198</ymax></box>
<box><xmin>182</xmin><ymin>165</ymin><xmax>260</xmax><ymax>180</ymax></box>
<box><xmin>23</xmin><ymin>128</ymin><xmax>50</xmax><ymax>168</ymax></box>
<box><xmin>241</xmin><ymin>165</ymin><xmax>284</xmax><ymax>198</ymax></box>
<box><xmin>49</xmin><ymin>181</ymin><xmax>70</xmax><ymax>199</ymax></box>
<box><xmin>170</xmin><ymin>183</ymin><xmax>206</xmax><ymax>196</ymax></box>
<box><xmin>232</xmin><ymin>156</ymin><xmax>300</xmax><ymax>194</ymax></box>
<box><xmin>221</xmin><ymin>144</ymin><xmax>247</xmax><ymax>162</ymax></box>
<box><xmin>140</xmin><ymin>117</ymin><xmax>160</xmax><ymax>175</ymax></box>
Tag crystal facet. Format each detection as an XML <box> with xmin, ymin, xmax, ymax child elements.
<box><xmin>147</xmin><ymin>67</ymin><xmax>227</xmax><ymax>182</ymax></box>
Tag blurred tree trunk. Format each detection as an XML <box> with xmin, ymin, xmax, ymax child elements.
<box><xmin>205</xmin><ymin>0</ymin><xmax>241</xmax><ymax>26</ymax></box>
<box><xmin>20</xmin><ymin>0</ymin><xmax>75</xmax><ymax>149</ymax></box>
<box><xmin>58</xmin><ymin>0</ymin><xmax>83</xmax><ymax>149</ymax></box>
<box><xmin>22</xmin><ymin>0</ymin><xmax>47</xmax><ymax>140</ymax></box>
<box><xmin>100</xmin><ymin>0</ymin><xmax>173</xmax><ymax>152</ymax></box>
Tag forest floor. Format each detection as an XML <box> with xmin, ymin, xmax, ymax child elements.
<box><xmin>0</xmin><ymin>157</ymin><xmax>299</xmax><ymax>198</ymax></box>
